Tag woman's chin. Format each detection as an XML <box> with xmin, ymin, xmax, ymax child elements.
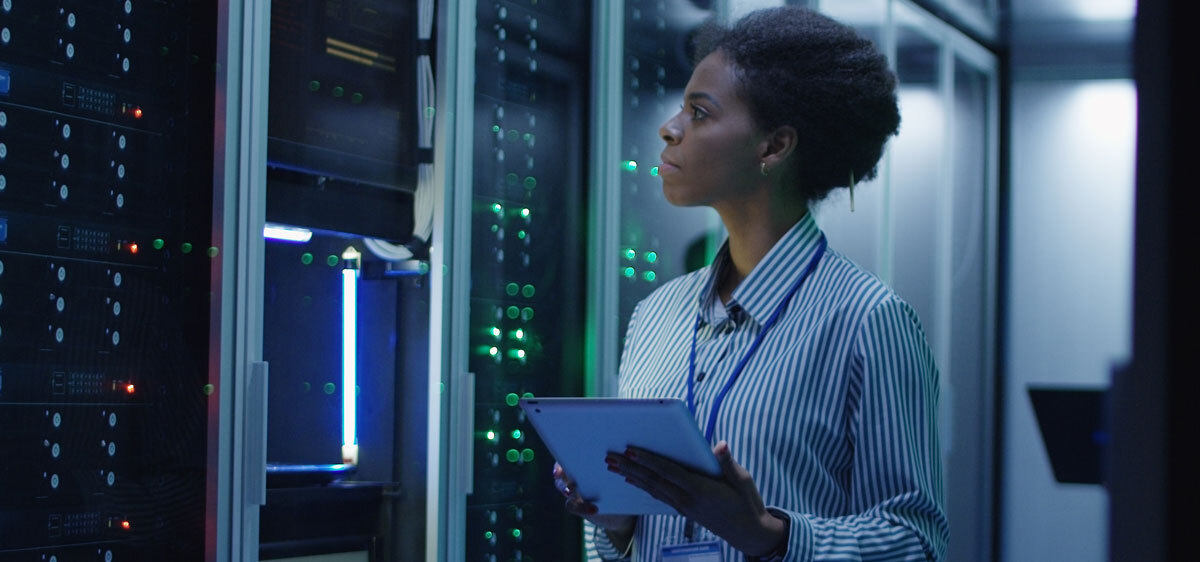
<box><xmin>661</xmin><ymin>182</ymin><xmax>701</xmax><ymax>207</ymax></box>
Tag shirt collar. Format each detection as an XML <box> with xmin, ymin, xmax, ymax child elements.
<box><xmin>697</xmin><ymin>212</ymin><xmax>825</xmax><ymax>327</ymax></box>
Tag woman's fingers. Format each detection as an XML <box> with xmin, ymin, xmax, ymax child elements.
<box><xmin>565</xmin><ymin>495</ymin><xmax>599</xmax><ymax>516</ymax></box>
<box><xmin>553</xmin><ymin>462</ymin><xmax>576</xmax><ymax>496</ymax></box>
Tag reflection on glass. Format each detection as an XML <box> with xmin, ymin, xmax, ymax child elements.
<box><xmin>888</xmin><ymin>22</ymin><xmax>944</xmax><ymax>353</ymax></box>
<box><xmin>946</xmin><ymin>56</ymin><xmax>992</xmax><ymax>562</ymax></box>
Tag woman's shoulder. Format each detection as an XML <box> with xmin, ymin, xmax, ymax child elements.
<box><xmin>814</xmin><ymin>247</ymin><xmax>915</xmax><ymax>321</ymax></box>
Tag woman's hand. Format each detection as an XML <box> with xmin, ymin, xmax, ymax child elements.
<box><xmin>606</xmin><ymin>440</ymin><xmax>787</xmax><ymax>557</ymax></box>
<box><xmin>553</xmin><ymin>463</ymin><xmax>637</xmax><ymax>551</ymax></box>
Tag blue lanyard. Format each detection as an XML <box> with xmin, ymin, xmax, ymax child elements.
<box><xmin>687</xmin><ymin>236</ymin><xmax>827</xmax><ymax>442</ymax></box>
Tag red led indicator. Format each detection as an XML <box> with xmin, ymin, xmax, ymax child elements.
<box><xmin>132</xmin><ymin>107</ymin><xmax>143</xmax><ymax>119</ymax></box>
<box><xmin>125</xmin><ymin>384</ymin><xmax>136</xmax><ymax>394</ymax></box>
<box><xmin>128</xmin><ymin>243</ymin><xmax>139</xmax><ymax>254</ymax></box>
<box><xmin>121</xmin><ymin>520</ymin><xmax>131</xmax><ymax>530</ymax></box>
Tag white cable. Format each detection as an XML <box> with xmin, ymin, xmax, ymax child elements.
<box><xmin>365</xmin><ymin>0</ymin><xmax>436</xmax><ymax>261</ymax></box>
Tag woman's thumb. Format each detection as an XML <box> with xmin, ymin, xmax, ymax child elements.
<box><xmin>714</xmin><ymin>440</ymin><xmax>739</xmax><ymax>480</ymax></box>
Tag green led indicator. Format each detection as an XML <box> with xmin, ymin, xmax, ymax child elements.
<box><xmin>650</xmin><ymin>166</ymin><xmax>660</xmax><ymax>176</ymax></box>
<box><xmin>506</xmin><ymin>172</ymin><xmax>519</xmax><ymax>186</ymax></box>
<box><xmin>506</xmin><ymin>449</ymin><xmax>520</xmax><ymax>462</ymax></box>
<box><xmin>332</xmin><ymin>86</ymin><xmax>344</xmax><ymax>97</ymax></box>
<box><xmin>490</xmin><ymin>326</ymin><xmax>502</xmax><ymax>339</ymax></box>
<box><xmin>308</xmin><ymin>80</ymin><xmax>321</xmax><ymax>91</ymax></box>
<box><xmin>424</xmin><ymin>106</ymin><xmax>436</xmax><ymax>119</ymax></box>
<box><xmin>520</xmin><ymin>449</ymin><xmax>534</xmax><ymax>462</ymax></box>
<box><xmin>623</xmin><ymin>267</ymin><xmax>636</xmax><ymax>278</ymax></box>
<box><xmin>351</xmin><ymin>92</ymin><xmax>363</xmax><ymax>104</ymax></box>
<box><xmin>523</xmin><ymin>133</ymin><xmax>532</xmax><ymax>142</ymax></box>
<box><xmin>301</xmin><ymin>382</ymin><xmax>311</xmax><ymax>393</ymax></box>
<box><xmin>522</xmin><ymin>392</ymin><xmax>534</xmax><ymax>399</ymax></box>
<box><xmin>517</xmin><ymin>230</ymin><xmax>527</xmax><ymax>240</ymax></box>
<box><xmin>511</xmin><ymin>429</ymin><xmax>522</xmax><ymax>439</ymax></box>
<box><xmin>326</xmin><ymin>255</ymin><xmax>339</xmax><ymax>267</ymax></box>
<box><xmin>520</xmin><ymin>208</ymin><xmax>531</xmax><ymax>218</ymax></box>
<box><xmin>207</xmin><ymin>246</ymin><xmax>220</xmax><ymax>258</ymax></box>
<box><xmin>152</xmin><ymin>239</ymin><xmax>164</xmax><ymax>250</ymax></box>
<box><xmin>505</xmin><ymin>282</ymin><xmax>520</xmax><ymax>296</ymax></box>
<box><xmin>202</xmin><ymin>384</ymin><xmax>214</xmax><ymax>396</ymax></box>
<box><xmin>507</xmin><ymin>349</ymin><xmax>526</xmax><ymax>359</ymax></box>
<box><xmin>488</xmin><ymin>346</ymin><xmax>499</xmax><ymax>357</ymax></box>
<box><xmin>484</xmin><ymin>531</ymin><xmax>494</xmax><ymax>540</ymax></box>
<box><xmin>520</xmin><ymin>307</ymin><xmax>534</xmax><ymax>321</ymax></box>
<box><xmin>505</xmin><ymin>393</ymin><xmax>520</xmax><ymax>407</ymax></box>
<box><xmin>506</xmin><ymin>129</ymin><xmax>519</xmax><ymax>142</ymax></box>
<box><xmin>645</xmin><ymin>251</ymin><xmax>658</xmax><ymax>263</ymax></box>
<box><xmin>491</xmin><ymin>224</ymin><xmax>499</xmax><ymax>233</ymax></box>
<box><xmin>512</xmin><ymin>528</ymin><xmax>523</xmax><ymax>538</ymax></box>
<box><xmin>514</xmin><ymin>329</ymin><xmax>526</xmax><ymax>341</ymax></box>
<box><xmin>521</xmin><ymin>284</ymin><xmax>535</xmax><ymax>298</ymax></box>
<box><xmin>300</xmin><ymin>253</ymin><xmax>313</xmax><ymax>265</ymax></box>
<box><xmin>523</xmin><ymin>176</ymin><xmax>537</xmax><ymax>190</ymax></box>
<box><xmin>643</xmin><ymin>271</ymin><xmax>657</xmax><ymax>282</ymax></box>
<box><xmin>491</xmin><ymin>203</ymin><xmax>504</xmax><ymax>214</ymax></box>
<box><xmin>622</xmin><ymin>160</ymin><xmax>638</xmax><ymax>172</ymax></box>
<box><xmin>181</xmin><ymin>242</ymin><xmax>193</xmax><ymax>254</ymax></box>
<box><xmin>492</xmin><ymin>125</ymin><xmax>501</xmax><ymax>133</ymax></box>
<box><xmin>418</xmin><ymin>261</ymin><xmax>431</xmax><ymax>275</ymax></box>
<box><xmin>486</xmin><ymin>430</ymin><xmax>497</xmax><ymax>441</ymax></box>
<box><xmin>623</xmin><ymin>248</ymin><xmax>636</xmax><ymax>260</ymax></box>
<box><xmin>506</xmin><ymin>306</ymin><xmax>521</xmax><ymax>319</ymax></box>
<box><xmin>323</xmin><ymin>383</ymin><xmax>336</xmax><ymax>395</ymax></box>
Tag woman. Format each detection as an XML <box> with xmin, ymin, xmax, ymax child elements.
<box><xmin>555</xmin><ymin>6</ymin><xmax>948</xmax><ymax>561</ymax></box>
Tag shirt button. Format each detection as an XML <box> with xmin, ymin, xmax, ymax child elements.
<box><xmin>723</xmin><ymin>323</ymin><xmax>735</xmax><ymax>335</ymax></box>
<box><xmin>696</xmin><ymin>372</ymin><xmax>707</xmax><ymax>382</ymax></box>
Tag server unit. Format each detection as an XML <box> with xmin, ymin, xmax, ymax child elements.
<box><xmin>464</xmin><ymin>1</ymin><xmax>589</xmax><ymax>560</ymax></box>
<box><xmin>0</xmin><ymin>1</ymin><xmax>220</xmax><ymax>560</ymax></box>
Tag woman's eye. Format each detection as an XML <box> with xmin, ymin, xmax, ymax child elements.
<box><xmin>690</xmin><ymin>105</ymin><xmax>706</xmax><ymax>120</ymax></box>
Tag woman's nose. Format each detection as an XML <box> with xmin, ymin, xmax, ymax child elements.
<box><xmin>659</xmin><ymin>114</ymin><xmax>681</xmax><ymax>144</ymax></box>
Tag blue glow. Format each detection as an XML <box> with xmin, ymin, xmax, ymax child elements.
<box><xmin>263</xmin><ymin>223</ymin><xmax>312</xmax><ymax>243</ymax></box>
<box><xmin>342</xmin><ymin>268</ymin><xmax>358</xmax><ymax>450</ymax></box>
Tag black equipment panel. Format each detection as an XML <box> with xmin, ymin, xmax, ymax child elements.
<box><xmin>0</xmin><ymin>1</ymin><xmax>217</xmax><ymax>559</ymax></box>
<box><xmin>267</xmin><ymin>0</ymin><xmax>418</xmax><ymax>190</ymax></box>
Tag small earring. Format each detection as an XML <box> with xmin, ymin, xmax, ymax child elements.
<box><xmin>849</xmin><ymin>170</ymin><xmax>856</xmax><ymax>213</ymax></box>
<box><xmin>760</xmin><ymin>161</ymin><xmax>769</xmax><ymax>177</ymax></box>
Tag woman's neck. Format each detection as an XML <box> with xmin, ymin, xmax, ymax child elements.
<box><xmin>715</xmin><ymin>194</ymin><xmax>807</xmax><ymax>304</ymax></box>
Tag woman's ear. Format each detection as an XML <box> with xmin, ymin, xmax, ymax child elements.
<box><xmin>759</xmin><ymin>125</ymin><xmax>798</xmax><ymax>171</ymax></box>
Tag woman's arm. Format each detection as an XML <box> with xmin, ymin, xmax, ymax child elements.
<box><xmin>763</xmin><ymin>296</ymin><xmax>947</xmax><ymax>560</ymax></box>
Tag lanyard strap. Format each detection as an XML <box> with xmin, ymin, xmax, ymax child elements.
<box><xmin>687</xmin><ymin>236</ymin><xmax>827</xmax><ymax>442</ymax></box>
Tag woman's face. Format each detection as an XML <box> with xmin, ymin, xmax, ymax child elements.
<box><xmin>658</xmin><ymin>49</ymin><xmax>766</xmax><ymax>208</ymax></box>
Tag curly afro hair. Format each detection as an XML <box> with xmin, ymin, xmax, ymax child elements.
<box><xmin>694</xmin><ymin>7</ymin><xmax>900</xmax><ymax>205</ymax></box>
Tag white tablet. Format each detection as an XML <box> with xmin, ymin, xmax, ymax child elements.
<box><xmin>519</xmin><ymin>397</ymin><xmax>721</xmax><ymax>515</ymax></box>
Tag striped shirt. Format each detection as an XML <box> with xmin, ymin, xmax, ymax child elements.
<box><xmin>586</xmin><ymin>212</ymin><xmax>948</xmax><ymax>561</ymax></box>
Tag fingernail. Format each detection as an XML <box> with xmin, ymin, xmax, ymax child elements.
<box><xmin>607</xmin><ymin>465</ymin><xmax>620</xmax><ymax>474</ymax></box>
<box><xmin>625</xmin><ymin>449</ymin><xmax>638</xmax><ymax>459</ymax></box>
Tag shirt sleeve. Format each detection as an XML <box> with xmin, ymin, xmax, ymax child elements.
<box><xmin>768</xmin><ymin>296</ymin><xmax>949</xmax><ymax>561</ymax></box>
<box><xmin>584</xmin><ymin>521</ymin><xmax>632</xmax><ymax>561</ymax></box>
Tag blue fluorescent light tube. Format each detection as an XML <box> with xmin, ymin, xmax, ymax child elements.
<box><xmin>342</xmin><ymin>268</ymin><xmax>358</xmax><ymax>454</ymax></box>
<box><xmin>263</xmin><ymin>223</ymin><xmax>313</xmax><ymax>243</ymax></box>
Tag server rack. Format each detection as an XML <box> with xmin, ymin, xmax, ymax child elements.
<box><xmin>0</xmin><ymin>1</ymin><xmax>230</xmax><ymax>559</ymax></box>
